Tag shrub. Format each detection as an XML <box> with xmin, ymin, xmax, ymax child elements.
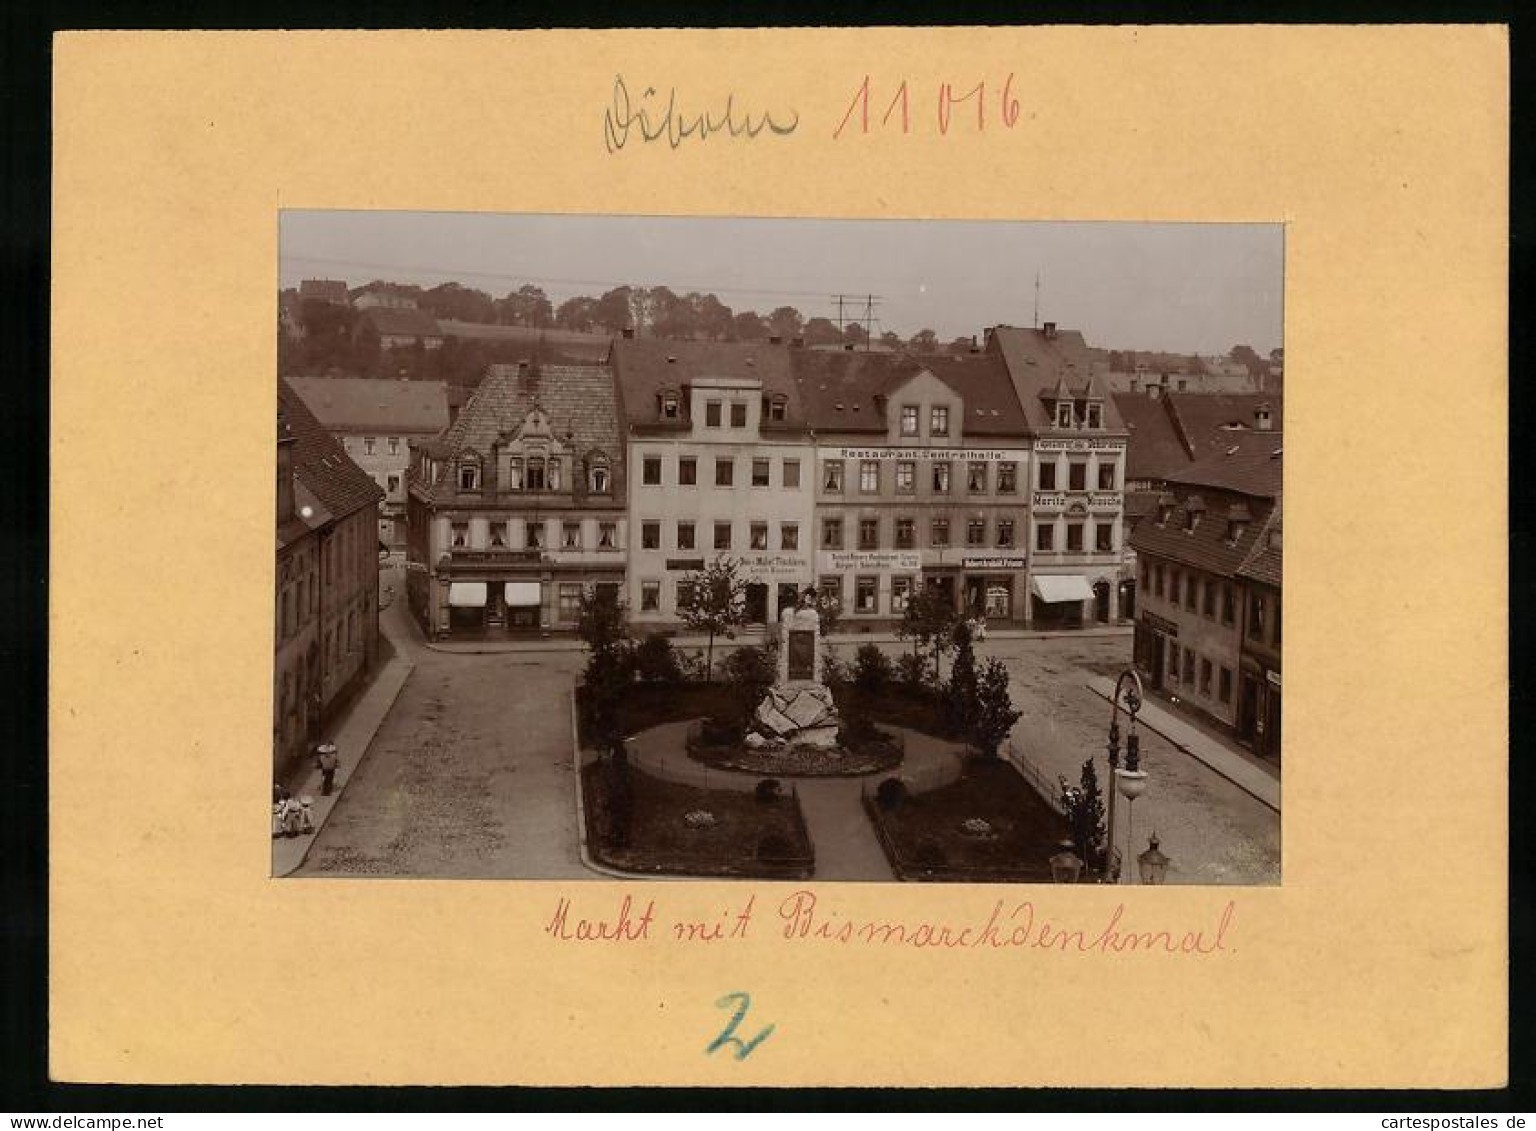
<box><xmin>601</xmin><ymin>748</ymin><xmax>633</xmax><ymax>848</ymax></box>
<box><xmin>581</xmin><ymin>646</ymin><xmax>635</xmax><ymax>749</ymax></box>
<box><xmin>676</xmin><ymin>648</ymin><xmax>709</xmax><ymax>683</ymax></box>
<box><xmin>699</xmin><ymin>716</ymin><xmax>742</xmax><ymax>748</ymax></box>
<box><xmin>757</xmin><ymin>832</ymin><xmax>795</xmax><ymax>862</ymax></box>
<box><xmin>852</xmin><ymin>643</ymin><xmax>893</xmax><ymax>694</ymax></box>
<box><xmin>896</xmin><ymin>652</ymin><xmax>928</xmax><ymax>689</ymax></box>
<box><xmin>634</xmin><ymin>633</ymin><xmax>683</xmax><ymax>683</ymax></box>
<box><xmin>754</xmin><ymin>778</ymin><xmax>783</xmax><ymax>805</ymax></box>
<box><xmin>943</xmin><ymin>621</ymin><xmax>980</xmax><ymax>736</ymax></box>
<box><xmin>821</xmin><ymin>647</ymin><xmax>849</xmax><ymax>689</ymax></box>
<box><xmin>839</xmin><ymin>711</ymin><xmax>882</xmax><ymax>750</ymax></box>
<box><xmin>722</xmin><ymin>644</ymin><xmax>777</xmax><ymax>724</ymax></box>
<box><xmin>913</xmin><ymin>839</ymin><xmax>947</xmax><ymax>869</ymax></box>
<box><xmin>970</xmin><ymin>657</ymin><xmax>1023</xmax><ymax>757</ymax></box>
<box><xmin>875</xmin><ymin>777</ymin><xmax>908</xmax><ymax>811</ymax></box>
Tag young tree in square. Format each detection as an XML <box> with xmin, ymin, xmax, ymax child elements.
<box><xmin>970</xmin><ymin>657</ymin><xmax>1022</xmax><ymax>758</ymax></box>
<box><xmin>677</xmin><ymin>555</ymin><xmax>749</xmax><ymax>681</ymax></box>
<box><xmin>943</xmin><ymin>620</ymin><xmax>980</xmax><ymax>735</ymax></box>
<box><xmin>1060</xmin><ymin>756</ymin><xmax>1107</xmax><ymax>872</ymax></box>
<box><xmin>577</xmin><ymin>586</ymin><xmax>633</xmax><ymax>747</ymax></box>
<box><xmin>577</xmin><ymin>585</ymin><xmax>629</xmax><ymax>659</ymax></box>
<box><xmin>898</xmin><ymin>584</ymin><xmax>957</xmax><ymax>687</ymax></box>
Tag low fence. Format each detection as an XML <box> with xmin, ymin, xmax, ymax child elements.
<box><xmin>1003</xmin><ymin>740</ymin><xmax>1068</xmax><ymax>817</ymax></box>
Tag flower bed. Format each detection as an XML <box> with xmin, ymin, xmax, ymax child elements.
<box><xmin>864</xmin><ymin>758</ymin><xmax>1068</xmax><ymax>883</ymax></box>
<box><xmin>582</xmin><ymin>759</ymin><xmax>815</xmax><ymax>879</ymax></box>
<box><xmin>686</xmin><ymin>719</ymin><xmax>904</xmax><ymax>778</ymax></box>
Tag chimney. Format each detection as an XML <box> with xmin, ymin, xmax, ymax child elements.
<box><xmin>791</xmin><ymin>336</ymin><xmax>805</xmax><ymax>349</ymax></box>
<box><xmin>968</xmin><ymin>335</ymin><xmax>979</xmax><ymax>354</ymax></box>
<box><xmin>768</xmin><ymin>334</ymin><xmax>783</xmax><ymax>345</ymax></box>
<box><xmin>1042</xmin><ymin>321</ymin><xmax>1058</xmax><ymax>339</ymax></box>
<box><xmin>621</xmin><ymin>326</ymin><xmax>635</xmax><ymax>340</ymax></box>
<box><xmin>1254</xmin><ymin>402</ymin><xmax>1274</xmax><ymax>431</ymax></box>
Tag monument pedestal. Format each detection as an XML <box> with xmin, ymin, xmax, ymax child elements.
<box><xmin>748</xmin><ymin>602</ymin><xmax>843</xmax><ymax>750</ymax></box>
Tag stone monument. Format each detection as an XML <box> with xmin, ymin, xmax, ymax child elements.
<box><xmin>746</xmin><ymin>591</ymin><xmax>843</xmax><ymax>750</ymax></box>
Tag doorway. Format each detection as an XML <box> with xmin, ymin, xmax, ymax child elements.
<box><xmin>776</xmin><ymin>583</ymin><xmax>800</xmax><ymax>621</ymax></box>
<box><xmin>1093</xmin><ymin>580</ymin><xmax>1111</xmax><ymax>623</ymax></box>
<box><xmin>745</xmin><ymin>583</ymin><xmax>769</xmax><ymax>624</ymax></box>
<box><xmin>1150</xmin><ymin>632</ymin><xmax>1165</xmax><ymax>689</ymax></box>
<box><xmin>1238</xmin><ymin>674</ymin><xmax>1259</xmax><ymax>746</ymax></box>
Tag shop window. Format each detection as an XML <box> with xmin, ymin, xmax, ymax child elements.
<box><xmin>931</xmin><ymin>462</ymin><xmax>951</xmax><ymax>494</ymax></box>
<box><xmin>996</xmin><ymin>520</ymin><xmax>1015</xmax><ymax>547</ymax></box>
<box><xmin>1068</xmin><ymin>462</ymin><xmax>1087</xmax><ymax>491</ymax></box>
<box><xmin>526</xmin><ymin>458</ymin><xmax>546</xmax><ymax>491</ymax></box>
<box><xmin>526</xmin><ymin>521</ymin><xmax>544</xmax><ymax>550</ymax></box>
<box><xmin>998</xmin><ymin>462</ymin><xmax>1018</xmax><ymax>493</ymax></box>
<box><xmin>967</xmin><ymin>463</ymin><xmax>987</xmax><ymax>493</ymax></box>
<box><xmin>752</xmin><ymin>459</ymin><xmax>771</xmax><ymax>487</ymax></box>
<box><xmin>1095</xmin><ymin>523</ymin><xmax>1113</xmax><ymax>552</ymax></box>
<box><xmin>641</xmin><ymin>581</ymin><xmax>660</xmax><ymax>612</ymax></box>
<box><xmin>931</xmin><ymin>518</ymin><xmax>950</xmax><ymax>547</ymax></box>
<box><xmin>930</xmin><ymin>406</ymin><xmax>950</xmax><ymax>436</ymax></box>
<box><xmin>1039</xmin><ymin>462</ymin><xmax>1057</xmax><ymax>490</ymax></box>
<box><xmin>730</xmin><ymin>402</ymin><xmax>748</xmax><ymax>428</ymax></box>
<box><xmin>985</xmin><ymin>584</ymin><xmax>1011</xmax><ymax>619</ymax></box>
<box><xmin>780</xmin><ymin>523</ymin><xmax>799</xmax><ymax>551</ymax></box>
<box><xmin>598</xmin><ymin>523</ymin><xmax>616</xmax><ymax>549</ymax></box>
<box><xmin>563</xmin><ymin>523</ymin><xmax>581</xmax><ymax>549</ymax></box>
<box><xmin>891</xmin><ymin>577</ymin><xmax>913</xmax><ymax>613</ymax></box>
<box><xmin>750</xmin><ymin>523</ymin><xmax>769</xmax><ymax>551</ymax></box>
<box><xmin>856</xmin><ymin>577</ymin><xmax>878</xmax><ymax>613</ymax></box>
<box><xmin>967</xmin><ymin>518</ymin><xmax>986</xmax><ymax>546</ymax></box>
<box><xmin>1219</xmin><ymin>667</ymin><xmax>1233</xmax><ymax>704</ymax></box>
<box><xmin>859</xmin><ymin>518</ymin><xmax>879</xmax><ymax>550</ymax></box>
<box><xmin>782</xmin><ymin>459</ymin><xmax>801</xmax><ymax>488</ymax></box>
<box><xmin>677</xmin><ymin>522</ymin><xmax>696</xmax><ymax>551</ymax></box>
<box><xmin>860</xmin><ymin>461</ymin><xmax>880</xmax><ymax>493</ymax></box>
<box><xmin>895</xmin><ymin>461</ymin><xmax>915</xmax><ymax>493</ymax></box>
<box><xmin>900</xmin><ymin>405</ymin><xmax>919</xmax><ymax>435</ymax></box>
<box><xmin>641</xmin><ymin>522</ymin><xmax>660</xmax><ymax>550</ymax></box>
<box><xmin>1200</xmin><ymin>657</ymin><xmax>1213</xmax><ymax>695</ymax></box>
<box><xmin>823</xmin><ymin>460</ymin><xmax>844</xmax><ymax>493</ymax></box>
<box><xmin>714</xmin><ymin>522</ymin><xmax>732</xmax><ymax>551</ymax></box>
<box><xmin>895</xmin><ymin>518</ymin><xmax>915</xmax><ymax>549</ymax></box>
<box><xmin>705</xmin><ymin>400</ymin><xmax>722</xmax><ymax>427</ymax></box>
<box><xmin>642</xmin><ymin>456</ymin><xmax>662</xmax><ymax>485</ymax></box>
<box><xmin>678</xmin><ymin>457</ymin><xmax>697</xmax><ymax>486</ymax></box>
<box><xmin>451</xmin><ymin>523</ymin><xmax>468</xmax><ymax>548</ymax></box>
<box><xmin>1036</xmin><ymin>524</ymin><xmax>1055</xmax><ymax>552</ymax></box>
<box><xmin>1066</xmin><ymin>523</ymin><xmax>1084</xmax><ymax>552</ymax></box>
<box><xmin>1098</xmin><ymin>462</ymin><xmax>1116</xmax><ymax>490</ymax></box>
<box><xmin>819</xmin><ymin>576</ymin><xmax>843</xmax><ymax>609</ymax></box>
<box><xmin>558</xmin><ymin>584</ymin><xmax>583</xmax><ymax>618</ymax></box>
<box><xmin>822</xmin><ymin>518</ymin><xmax>843</xmax><ymax>549</ymax></box>
<box><xmin>715</xmin><ymin>458</ymin><xmax>734</xmax><ymax>487</ymax></box>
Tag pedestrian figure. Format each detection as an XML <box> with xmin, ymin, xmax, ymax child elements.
<box><xmin>273</xmin><ymin>781</ymin><xmax>290</xmax><ymax>805</ymax></box>
<box><xmin>316</xmin><ymin>743</ymin><xmax>339</xmax><ymax>796</ymax></box>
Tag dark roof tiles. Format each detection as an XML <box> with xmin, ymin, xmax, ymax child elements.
<box><xmin>277</xmin><ymin>378</ymin><xmax>384</xmax><ymax>522</ymax></box>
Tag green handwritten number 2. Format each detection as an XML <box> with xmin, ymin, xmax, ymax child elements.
<box><xmin>706</xmin><ymin>992</ymin><xmax>775</xmax><ymax>1060</ymax></box>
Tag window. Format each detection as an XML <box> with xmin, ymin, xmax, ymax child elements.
<box><xmin>895</xmin><ymin>461</ymin><xmax>915</xmax><ymax>493</ymax></box>
<box><xmin>750</xmin><ymin>522</ymin><xmax>768</xmax><ymax>551</ymax></box>
<box><xmin>1097</xmin><ymin>462</ymin><xmax>1116</xmax><ymax>490</ymax></box>
<box><xmin>1036</xmin><ymin>523</ymin><xmax>1055</xmax><ymax>552</ymax></box>
<box><xmin>1170</xmin><ymin>569</ymin><xmax>1181</xmax><ymax>603</ymax></box>
<box><xmin>642</xmin><ymin>456</ymin><xmax>662</xmax><ymax>485</ymax></box>
<box><xmin>506</xmin><ymin>458</ymin><xmax>523</xmax><ymax>490</ymax></box>
<box><xmin>676</xmin><ymin>579</ymin><xmax>695</xmax><ymax>609</ymax></box>
<box><xmin>998</xmin><ymin>462</ymin><xmax>1017</xmax><ymax>493</ymax></box>
<box><xmin>997</xmin><ymin>520</ymin><xmax>1015</xmax><ymax>547</ymax></box>
<box><xmin>780</xmin><ymin>523</ymin><xmax>799</xmax><ymax>551</ymax></box>
<box><xmin>548</xmin><ymin>459</ymin><xmax>562</xmax><ymax>491</ymax></box>
<box><xmin>598</xmin><ymin>523</ymin><xmax>616</xmax><ymax>549</ymax></box>
<box><xmin>1219</xmin><ymin>667</ymin><xmax>1233</xmax><ymax>704</ymax></box>
<box><xmin>822</xmin><ymin>460</ymin><xmax>844</xmax><ymax>492</ymax></box>
<box><xmin>677</xmin><ymin>521</ymin><xmax>696</xmax><ymax>550</ymax></box>
<box><xmin>967</xmin><ymin>518</ymin><xmax>986</xmax><ymax>546</ymax></box>
<box><xmin>363</xmin><ymin>437</ymin><xmax>377</xmax><ymax>455</ymax></box>
<box><xmin>859</xmin><ymin>518</ymin><xmax>879</xmax><ymax>550</ymax></box>
<box><xmin>860</xmin><ymin>461</ymin><xmax>880</xmax><ymax>493</ymax></box>
<box><xmin>705</xmin><ymin>400</ymin><xmax>723</xmax><ymax>427</ymax></box>
<box><xmin>714</xmin><ymin>522</ymin><xmax>732</xmax><ymax>551</ymax></box>
<box><xmin>819</xmin><ymin>576</ymin><xmax>843</xmax><ymax>608</ymax></box>
<box><xmin>1185</xmin><ymin>574</ymin><xmax>1197</xmax><ymax>611</ymax></box>
<box><xmin>1248</xmin><ymin>592</ymin><xmax>1266</xmax><ymax>640</ymax></box>
<box><xmin>895</xmin><ymin>518</ymin><xmax>915</xmax><ymax>549</ymax></box>
<box><xmin>1200</xmin><ymin>657</ymin><xmax>1213</xmax><ymax>695</ymax></box>
<box><xmin>856</xmin><ymin>577</ymin><xmax>878</xmax><ymax>613</ymax></box>
<box><xmin>1169</xmin><ymin>642</ymin><xmax>1181</xmax><ymax>681</ymax></box>
<box><xmin>490</xmin><ymin>523</ymin><xmax>506</xmax><ymax>548</ymax></box>
<box><xmin>766</xmin><ymin>396</ymin><xmax>786</xmax><ymax>422</ymax></box>
<box><xmin>822</xmin><ymin>518</ymin><xmax>843</xmax><ymax>549</ymax></box>
<box><xmin>930</xmin><ymin>406</ymin><xmax>950</xmax><ymax>436</ymax></box>
<box><xmin>782</xmin><ymin>459</ymin><xmax>801</xmax><ymax>488</ymax></box>
<box><xmin>526</xmin><ymin>458</ymin><xmax>546</xmax><ymax>491</ymax></box>
<box><xmin>1154</xmin><ymin>563</ymin><xmax>1165</xmax><ymax>596</ymax></box>
<box><xmin>641</xmin><ymin>581</ymin><xmax>660</xmax><ymax>612</ymax></box>
<box><xmin>752</xmin><ymin>458</ymin><xmax>771</xmax><ymax>487</ymax></box>
<box><xmin>1095</xmin><ymin>523</ymin><xmax>1113</xmax><ymax>553</ymax></box>
<box><xmin>660</xmin><ymin>392</ymin><xmax>680</xmax><ymax>419</ymax></box>
<box><xmin>1068</xmin><ymin>462</ymin><xmax>1087</xmax><ymax>491</ymax></box>
<box><xmin>1222</xmin><ymin>582</ymin><xmax>1236</xmax><ymax>625</ymax></box>
<box><xmin>459</xmin><ymin>463</ymin><xmax>479</xmax><ymax>490</ymax></box>
<box><xmin>678</xmin><ymin>457</ymin><xmax>697</xmax><ymax>486</ymax></box>
<box><xmin>932</xmin><ymin>462</ymin><xmax>951</xmax><ymax>494</ymax></box>
<box><xmin>386</xmin><ymin>473</ymin><xmax>401</xmax><ymax>494</ymax></box>
<box><xmin>715</xmin><ymin>458</ymin><xmax>734</xmax><ymax>487</ymax></box>
<box><xmin>1055</xmin><ymin>401</ymin><xmax>1074</xmax><ymax>428</ymax></box>
<box><xmin>967</xmin><ymin>462</ymin><xmax>987</xmax><ymax>493</ymax></box>
<box><xmin>1182</xmin><ymin>649</ymin><xmax>1195</xmax><ymax>683</ymax></box>
<box><xmin>891</xmin><ymin>577</ymin><xmax>913</xmax><ymax>613</ymax></box>
<box><xmin>563</xmin><ymin>522</ymin><xmax>581</xmax><ymax>549</ymax></box>
<box><xmin>525</xmin><ymin>521</ymin><xmax>544</xmax><ymax>550</ymax></box>
<box><xmin>900</xmin><ymin>405</ymin><xmax>919</xmax><ymax>435</ymax></box>
<box><xmin>451</xmin><ymin>522</ymin><xmax>468</xmax><ymax>548</ymax></box>
<box><xmin>1066</xmin><ymin>522</ymin><xmax>1084</xmax><ymax>552</ymax></box>
<box><xmin>1140</xmin><ymin>559</ymin><xmax>1149</xmax><ymax>588</ymax></box>
<box><xmin>388</xmin><ymin>437</ymin><xmax>400</xmax><ymax>455</ymax></box>
<box><xmin>1039</xmin><ymin>462</ymin><xmax>1057</xmax><ymax>490</ymax></box>
<box><xmin>931</xmin><ymin>518</ymin><xmax>950</xmax><ymax>547</ymax></box>
<box><xmin>729</xmin><ymin>402</ymin><xmax>747</xmax><ymax>428</ymax></box>
<box><xmin>1203</xmin><ymin>580</ymin><xmax>1217</xmax><ymax>617</ymax></box>
<box><xmin>641</xmin><ymin>521</ymin><xmax>660</xmax><ymax>550</ymax></box>
<box><xmin>1086</xmin><ymin>402</ymin><xmax>1103</xmax><ymax>429</ymax></box>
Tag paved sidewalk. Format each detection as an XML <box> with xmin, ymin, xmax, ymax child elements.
<box><xmin>794</xmin><ymin>780</ymin><xmax>896</xmax><ymax>881</ymax></box>
<box><xmin>1085</xmin><ymin>676</ymin><xmax>1281</xmax><ymax>812</ymax></box>
<box><xmin>272</xmin><ymin>604</ymin><xmax>417</xmax><ymax>877</ymax></box>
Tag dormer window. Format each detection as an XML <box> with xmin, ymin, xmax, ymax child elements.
<box><xmin>526</xmin><ymin>457</ymin><xmax>546</xmax><ymax>491</ymax></box>
<box><xmin>589</xmin><ymin>456</ymin><xmax>611</xmax><ymax>494</ymax></box>
<box><xmin>1183</xmin><ymin>495</ymin><xmax>1206</xmax><ymax>533</ymax></box>
<box><xmin>507</xmin><ymin>458</ymin><xmax>523</xmax><ymax>490</ymax></box>
<box><xmin>547</xmin><ymin>458</ymin><xmax>562</xmax><ymax>491</ymax></box>
<box><xmin>1156</xmin><ymin>492</ymin><xmax>1177</xmax><ymax>526</ymax></box>
<box><xmin>765</xmin><ymin>395</ymin><xmax>787</xmax><ymax>423</ymax></box>
<box><xmin>1055</xmin><ymin>401</ymin><xmax>1074</xmax><ymax>428</ymax></box>
<box><xmin>458</xmin><ymin>463</ymin><xmax>479</xmax><ymax>491</ymax></box>
<box><xmin>1226</xmin><ymin>502</ymin><xmax>1253</xmax><ymax>545</ymax></box>
<box><xmin>1085</xmin><ymin>402</ymin><xmax>1103</xmax><ymax>429</ymax></box>
<box><xmin>659</xmin><ymin>390</ymin><xmax>681</xmax><ymax>419</ymax></box>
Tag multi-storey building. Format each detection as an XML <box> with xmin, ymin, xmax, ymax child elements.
<box><xmin>287</xmin><ymin>376</ymin><xmax>449</xmax><ymax>548</ymax></box>
<box><xmin>795</xmin><ymin>348</ymin><xmax>1033</xmax><ymax>628</ymax></box>
<box><xmin>611</xmin><ymin>338</ymin><xmax>815</xmax><ymax>628</ymax></box>
<box><xmin>405</xmin><ymin>360</ymin><xmax>627</xmax><ymax>638</ymax></box>
<box><xmin>1129</xmin><ymin>437</ymin><xmax>1282</xmax><ymax>760</ymax></box>
<box><xmin>274</xmin><ymin>379</ymin><xmax>384</xmax><ymax>777</ymax></box>
<box><xmin>988</xmin><ymin>323</ymin><xmax>1131</xmax><ymax>627</ymax></box>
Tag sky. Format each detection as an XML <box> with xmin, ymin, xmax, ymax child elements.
<box><xmin>280</xmin><ymin>211</ymin><xmax>1283</xmax><ymax>356</ymax></box>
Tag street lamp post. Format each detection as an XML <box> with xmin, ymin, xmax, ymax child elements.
<box><xmin>1103</xmin><ymin>668</ymin><xmax>1146</xmax><ymax>884</ymax></box>
<box><xmin>1137</xmin><ymin>833</ymin><xmax>1171</xmax><ymax>885</ymax></box>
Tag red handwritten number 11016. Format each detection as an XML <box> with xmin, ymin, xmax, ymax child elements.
<box><xmin>833</xmin><ymin>75</ymin><xmax>1020</xmax><ymax>138</ymax></box>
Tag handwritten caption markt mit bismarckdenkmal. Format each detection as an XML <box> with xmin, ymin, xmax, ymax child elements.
<box><xmin>602</xmin><ymin>73</ymin><xmax>1030</xmax><ymax>152</ymax></box>
<box><xmin>545</xmin><ymin>890</ymin><xmax>1238</xmax><ymax>956</ymax></box>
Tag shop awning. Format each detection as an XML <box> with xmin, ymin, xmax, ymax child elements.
<box><xmin>1030</xmin><ymin>574</ymin><xmax>1095</xmax><ymax>604</ymax></box>
<box><xmin>448</xmin><ymin>581</ymin><xmax>488</xmax><ymax>607</ymax></box>
<box><xmin>504</xmin><ymin>581</ymin><xmax>542</xmax><ymax>608</ymax></box>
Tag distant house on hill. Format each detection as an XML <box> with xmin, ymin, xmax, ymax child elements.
<box><xmin>354</xmin><ymin>287</ymin><xmax>420</xmax><ymax>311</ymax></box>
<box><xmin>356</xmin><ymin>307</ymin><xmax>445</xmax><ymax>351</ymax></box>
<box><xmin>298</xmin><ymin>279</ymin><xmax>352</xmax><ymax>307</ymax></box>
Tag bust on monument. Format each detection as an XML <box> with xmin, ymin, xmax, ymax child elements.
<box><xmin>747</xmin><ymin>588</ymin><xmax>843</xmax><ymax>750</ymax></box>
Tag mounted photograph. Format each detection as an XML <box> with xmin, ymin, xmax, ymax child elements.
<box><xmin>272</xmin><ymin>211</ymin><xmax>1283</xmax><ymax>886</ymax></box>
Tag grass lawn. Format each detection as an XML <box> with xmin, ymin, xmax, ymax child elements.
<box><xmin>833</xmin><ymin>682</ymin><xmax>952</xmax><ymax>740</ymax></box>
<box><xmin>582</xmin><ymin>761</ymin><xmax>814</xmax><ymax>880</ymax></box>
<box><xmin>866</xmin><ymin>758</ymin><xmax>1068</xmax><ymax>883</ymax></box>
<box><xmin>577</xmin><ymin>681</ymin><xmax>745</xmax><ymax>747</ymax></box>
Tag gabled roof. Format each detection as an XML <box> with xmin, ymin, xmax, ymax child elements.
<box><xmin>986</xmin><ymin>324</ymin><xmax>1128</xmax><ymax>434</ymax></box>
<box><xmin>1165</xmin><ymin>392</ymin><xmax>1284</xmax><ymax>463</ymax></box>
<box><xmin>299</xmin><ymin>279</ymin><xmax>350</xmax><ymax>305</ymax></box>
<box><xmin>277</xmin><ymin>378</ymin><xmax>384</xmax><ymax>523</ymax></box>
<box><xmin>287</xmin><ymin>376</ymin><xmax>450</xmax><ymax>434</ymax></box>
<box><xmin>358</xmin><ymin>307</ymin><xmax>443</xmax><ymax>338</ymax></box>
<box><xmin>1113</xmin><ymin>393</ymin><xmax>1189</xmax><ymax>481</ymax></box>
<box><xmin>1164</xmin><ymin>433</ymin><xmax>1283</xmax><ymax>498</ymax></box>
<box><xmin>609</xmin><ymin>338</ymin><xmax>804</xmax><ymax>429</ymax></box>
<box><xmin>1236</xmin><ymin>501</ymin><xmax>1282</xmax><ymax>588</ymax></box>
<box><xmin>1130</xmin><ymin>482</ymin><xmax>1278</xmax><ymax>579</ymax></box>
<box><xmin>789</xmin><ymin>348</ymin><xmax>1027</xmax><ymax>435</ymax></box>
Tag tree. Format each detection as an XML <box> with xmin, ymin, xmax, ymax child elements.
<box><xmin>688</xmin><ymin>292</ymin><xmax>734</xmax><ymax>340</ymax></box>
<box><xmin>970</xmin><ymin>658</ymin><xmax>1021</xmax><ymax>757</ymax></box>
<box><xmin>766</xmin><ymin>306</ymin><xmax>804</xmax><ymax>340</ymax></box>
<box><xmin>577</xmin><ymin>585</ymin><xmax>629</xmax><ymax>658</ymax></box>
<box><xmin>721</xmin><ymin>644</ymin><xmax>776</xmax><ymax>726</ymax></box>
<box><xmin>879</xmin><ymin>330</ymin><xmax>903</xmax><ymax>350</ymax></box>
<box><xmin>677</xmin><ymin>556</ymin><xmax>750</xmax><ymax>680</ymax></box>
<box><xmin>803</xmin><ymin>317</ymin><xmax>842</xmax><ymax>346</ymax></box>
<box><xmin>732</xmin><ymin>311</ymin><xmax>768</xmax><ymax>340</ymax></box>
<box><xmin>419</xmin><ymin>282</ymin><xmax>496</xmax><ymax>324</ymax></box>
<box><xmin>843</xmin><ymin>322</ymin><xmax>869</xmax><ymax>346</ymax></box>
<box><xmin>943</xmin><ymin>620</ymin><xmax>980</xmax><ymax>735</ymax></box>
<box><xmin>898</xmin><ymin>584</ymin><xmax>957</xmax><ymax>686</ymax></box>
<box><xmin>577</xmin><ymin>586</ymin><xmax>632</xmax><ymax>748</ymax></box>
<box><xmin>496</xmin><ymin>284</ymin><xmax>553</xmax><ymax>327</ymax></box>
<box><xmin>909</xmin><ymin>328</ymin><xmax>938</xmax><ymax>351</ymax></box>
<box><xmin>1230</xmin><ymin>343</ymin><xmax>1267</xmax><ymax>377</ymax></box>
<box><xmin>637</xmin><ymin>286</ymin><xmax>686</xmax><ymax>337</ymax></box>
<box><xmin>555</xmin><ymin>295</ymin><xmax>599</xmax><ymax>331</ymax></box>
<box><xmin>592</xmin><ymin>286</ymin><xmax>636</xmax><ymax>333</ymax></box>
<box><xmin>946</xmin><ymin>336</ymin><xmax>974</xmax><ymax>355</ymax></box>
